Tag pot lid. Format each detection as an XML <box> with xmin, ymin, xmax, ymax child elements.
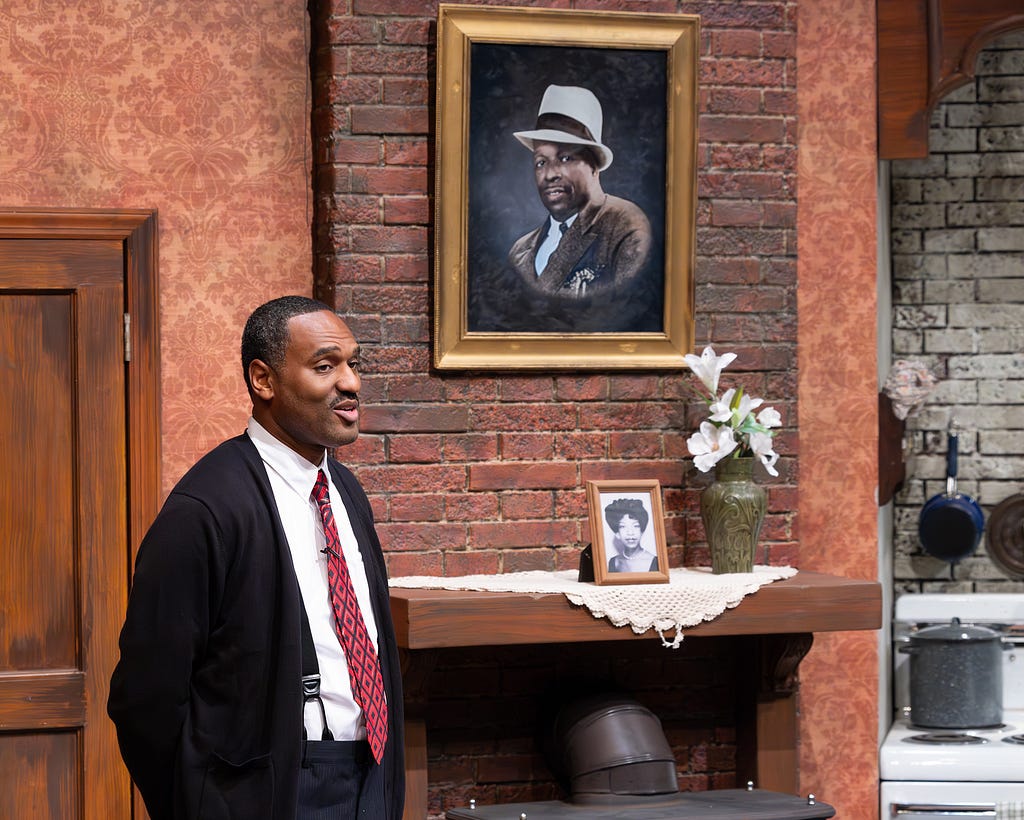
<box><xmin>913</xmin><ymin>616</ymin><xmax>1002</xmax><ymax>642</ymax></box>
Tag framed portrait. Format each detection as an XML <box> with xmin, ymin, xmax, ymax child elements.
<box><xmin>586</xmin><ymin>479</ymin><xmax>670</xmax><ymax>586</ymax></box>
<box><xmin>433</xmin><ymin>5</ymin><xmax>698</xmax><ymax>370</ymax></box>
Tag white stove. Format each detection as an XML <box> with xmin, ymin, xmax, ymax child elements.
<box><xmin>881</xmin><ymin>594</ymin><xmax>1024</xmax><ymax>818</ymax></box>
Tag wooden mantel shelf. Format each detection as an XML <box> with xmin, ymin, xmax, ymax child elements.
<box><xmin>390</xmin><ymin>570</ymin><xmax>881</xmax><ymax>820</ymax></box>
<box><xmin>389</xmin><ymin>570</ymin><xmax>881</xmax><ymax>649</ymax></box>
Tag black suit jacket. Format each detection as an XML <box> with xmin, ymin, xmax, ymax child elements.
<box><xmin>108</xmin><ymin>435</ymin><xmax>404</xmax><ymax>820</ymax></box>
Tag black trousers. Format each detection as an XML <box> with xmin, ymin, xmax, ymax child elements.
<box><xmin>296</xmin><ymin>740</ymin><xmax>385</xmax><ymax>819</ymax></box>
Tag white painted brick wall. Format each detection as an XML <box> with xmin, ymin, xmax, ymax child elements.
<box><xmin>890</xmin><ymin>30</ymin><xmax>1024</xmax><ymax>592</ymax></box>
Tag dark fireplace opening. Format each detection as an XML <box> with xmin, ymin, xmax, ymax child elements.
<box><xmin>415</xmin><ymin>639</ymin><xmax>738</xmax><ymax>814</ymax></box>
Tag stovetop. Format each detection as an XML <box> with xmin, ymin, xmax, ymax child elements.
<box><xmin>884</xmin><ymin>593</ymin><xmax>1024</xmax><ymax>782</ymax></box>
<box><xmin>880</xmin><ymin>711</ymin><xmax>1024</xmax><ymax>781</ymax></box>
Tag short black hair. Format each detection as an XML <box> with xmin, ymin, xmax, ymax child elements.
<box><xmin>603</xmin><ymin>498</ymin><xmax>649</xmax><ymax>532</ymax></box>
<box><xmin>241</xmin><ymin>295</ymin><xmax>332</xmax><ymax>392</ymax></box>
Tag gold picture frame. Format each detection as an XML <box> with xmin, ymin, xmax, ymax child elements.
<box><xmin>434</xmin><ymin>4</ymin><xmax>699</xmax><ymax>370</ymax></box>
<box><xmin>586</xmin><ymin>479</ymin><xmax>670</xmax><ymax>586</ymax></box>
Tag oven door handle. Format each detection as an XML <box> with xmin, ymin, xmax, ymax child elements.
<box><xmin>891</xmin><ymin>804</ymin><xmax>995</xmax><ymax>817</ymax></box>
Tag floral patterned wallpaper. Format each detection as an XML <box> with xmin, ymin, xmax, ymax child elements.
<box><xmin>0</xmin><ymin>0</ymin><xmax>312</xmax><ymax>490</ymax></box>
<box><xmin>797</xmin><ymin>0</ymin><xmax>880</xmax><ymax>812</ymax></box>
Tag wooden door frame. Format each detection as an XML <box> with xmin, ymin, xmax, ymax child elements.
<box><xmin>0</xmin><ymin>208</ymin><xmax>161</xmax><ymax>562</ymax></box>
<box><xmin>0</xmin><ymin>208</ymin><xmax>160</xmax><ymax>818</ymax></box>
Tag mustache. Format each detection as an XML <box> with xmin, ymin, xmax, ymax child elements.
<box><xmin>329</xmin><ymin>392</ymin><xmax>359</xmax><ymax>409</ymax></box>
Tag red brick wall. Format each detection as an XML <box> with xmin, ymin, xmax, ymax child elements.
<box><xmin>310</xmin><ymin>0</ymin><xmax>799</xmax><ymax>572</ymax></box>
<box><xmin>309</xmin><ymin>0</ymin><xmax>798</xmax><ymax>814</ymax></box>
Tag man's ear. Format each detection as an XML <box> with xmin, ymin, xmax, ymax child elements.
<box><xmin>248</xmin><ymin>359</ymin><xmax>274</xmax><ymax>401</ymax></box>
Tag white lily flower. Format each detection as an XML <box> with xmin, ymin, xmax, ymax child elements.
<box><xmin>757</xmin><ymin>406</ymin><xmax>782</xmax><ymax>429</ymax></box>
<box><xmin>749</xmin><ymin>431</ymin><xmax>780</xmax><ymax>477</ymax></box>
<box><xmin>684</xmin><ymin>345</ymin><xmax>737</xmax><ymax>395</ymax></box>
<box><xmin>686</xmin><ymin>421</ymin><xmax>738</xmax><ymax>473</ymax></box>
<box><xmin>686</xmin><ymin>346</ymin><xmax>780</xmax><ymax>480</ymax></box>
<box><xmin>709</xmin><ymin>388</ymin><xmax>736</xmax><ymax>423</ymax></box>
<box><xmin>733</xmin><ymin>393</ymin><xmax>763</xmax><ymax>425</ymax></box>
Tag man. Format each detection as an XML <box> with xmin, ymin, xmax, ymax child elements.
<box><xmin>503</xmin><ymin>84</ymin><xmax>659</xmax><ymax>332</ymax></box>
<box><xmin>108</xmin><ymin>296</ymin><xmax>404</xmax><ymax>819</ymax></box>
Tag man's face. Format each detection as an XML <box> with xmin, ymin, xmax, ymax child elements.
<box><xmin>616</xmin><ymin>515</ymin><xmax>642</xmax><ymax>551</ymax></box>
<box><xmin>532</xmin><ymin>142</ymin><xmax>597</xmax><ymax>221</ymax></box>
<box><xmin>259</xmin><ymin>310</ymin><xmax>362</xmax><ymax>464</ymax></box>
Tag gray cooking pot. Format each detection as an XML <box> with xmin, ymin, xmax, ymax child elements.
<box><xmin>898</xmin><ymin>617</ymin><xmax>1005</xmax><ymax>729</ymax></box>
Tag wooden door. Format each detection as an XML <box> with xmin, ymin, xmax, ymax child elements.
<box><xmin>0</xmin><ymin>210</ymin><xmax>160</xmax><ymax>820</ymax></box>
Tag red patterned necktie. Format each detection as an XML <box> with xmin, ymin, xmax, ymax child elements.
<box><xmin>310</xmin><ymin>470</ymin><xmax>388</xmax><ymax>763</ymax></box>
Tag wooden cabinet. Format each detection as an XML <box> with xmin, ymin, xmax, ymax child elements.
<box><xmin>878</xmin><ymin>0</ymin><xmax>1024</xmax><ymax>158</ymax></box>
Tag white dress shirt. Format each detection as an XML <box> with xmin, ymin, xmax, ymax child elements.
<box><xmin>534</xmin><ymin>213</ymin><xmax>577</xmax><ymax>275</ymax></box>
<box><xmin>247</xmin><ymin>418</ymin><xmax>382</xmax><ymax>741</ymax></box>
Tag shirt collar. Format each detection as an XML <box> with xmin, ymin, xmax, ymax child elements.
<box><xmin>247</xmin><ymin>417</ymin><xmax>327</xmax><ymax>499</ymax></box>
<box><xmin>548</xmin><ymin>212</ymin><xmax>578</xmax><ymax>235</ymax></box>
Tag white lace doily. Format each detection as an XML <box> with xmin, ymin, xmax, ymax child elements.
<box><xmin>389</xmin><ymin>566</ymin><xmax>798</xmax><ymax>648</ymax></box>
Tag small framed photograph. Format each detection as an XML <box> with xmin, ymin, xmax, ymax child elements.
<box><xmin>586</xmin><ymin>479</ymin><xmax>669</xmax><ymax>585</ymax></box>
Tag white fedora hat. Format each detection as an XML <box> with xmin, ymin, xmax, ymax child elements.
<box><xmin>513</xmin><ymin>85</ymin><xmax>613</xmax><ymax>171</ymax></box>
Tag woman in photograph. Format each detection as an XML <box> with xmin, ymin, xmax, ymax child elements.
<box><xmin>604</xmin><ymin>497</ymin><xmax>659</xmax><ymax>573</ymax></box>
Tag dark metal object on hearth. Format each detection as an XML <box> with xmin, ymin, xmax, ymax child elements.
<box><xmin>548</xmin><ymin>693</ymin><xmax>678</xmax><ymax>803</ymax></box>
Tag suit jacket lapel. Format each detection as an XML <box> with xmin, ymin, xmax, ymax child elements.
<box><xmin>536</xmin><ymin>197</ymin><xmax>605</xmax><ymax>293</ymax></box>
<box><xmin>509</xmin><ymin>222</ymin><xmax>547</xmax><ymax>279</ymax></box>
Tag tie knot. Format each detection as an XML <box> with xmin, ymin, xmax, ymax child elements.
<box><xmin>559</xmin><ymin>221</ymin><xmax>569</xmax><ymax>235</ymax></box>
<box><xmin>311</xmin><ymin>470</ymin><xmax>329</xmax><ymax>504</ymax></box>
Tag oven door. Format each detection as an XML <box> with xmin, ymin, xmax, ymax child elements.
<box><xmin>882</xmin><ymin>781</ymin><xmax>1024</xmax><ymax>818</ymax></box>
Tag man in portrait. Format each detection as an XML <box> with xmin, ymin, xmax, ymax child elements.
<box><xmin>500</xmin><ymin>84</ymin><xmax>660</xmax><ymax>333</ymax></box>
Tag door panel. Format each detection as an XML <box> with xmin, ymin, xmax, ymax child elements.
<box><xmin>1</xmin><ymin>294</ymin><xmax>76</xmax><ymax>670</ymax></box>
<box><xmin>0</xmin><ymin>733</ymin><xmax>80</xmax><ymax>819</ymax></box>
<box><xmin>0</xmin><ymin>238</ymin><xmax>130</xmax><ymax>819</ymax></box>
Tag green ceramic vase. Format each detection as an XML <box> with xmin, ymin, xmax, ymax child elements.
<box><xmin>700</xmin><ymin>456</ymin><xmax>766</xmax><ymax>574</ymax></box>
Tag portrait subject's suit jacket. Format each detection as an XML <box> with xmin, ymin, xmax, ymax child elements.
<box><xmin>107</xmin><ymin>435</ymin><xmax>405</xmax><ymax>820</ymax></box>
<box><xmin>508</xmin><ymin>193</ymin><xmax>653</xmax><ymax>299</ymax></box>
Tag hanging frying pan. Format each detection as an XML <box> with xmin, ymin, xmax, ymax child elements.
<box><xmin>986</xmin><ymin>492</ymin><xmax>1024</xmax><ymax>578</ymax></box>
<box><xmin>918</xmin><ymin>427</ymin><xmax>984</xmax><ymax>564</ymax></box>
